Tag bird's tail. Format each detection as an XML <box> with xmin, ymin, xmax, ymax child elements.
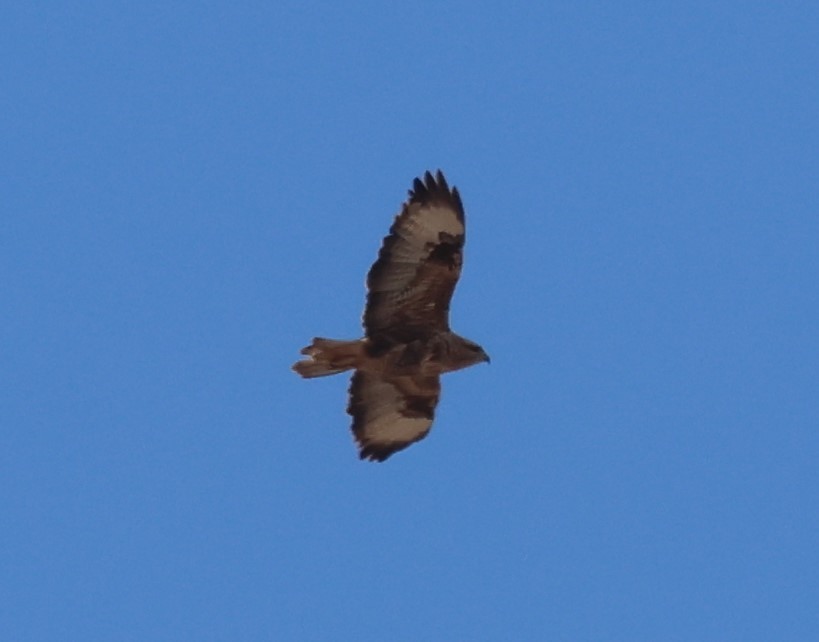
<box><xmin>292</xmin><ymin>338</ymin><xmax>365</xmax><ymax>378</ymax></box>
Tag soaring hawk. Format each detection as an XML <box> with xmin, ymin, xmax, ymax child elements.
<box><xmin>293</xmin><ymin>171</ymin><xmax>489</xmax><ymax>461</ymax></box>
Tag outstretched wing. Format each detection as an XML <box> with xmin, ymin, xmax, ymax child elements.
<box><xmin>347</xmin><ymin>372</ymin><xmax>441</xmax><ymax>462</ymax></box>
<box><xmin>363</xmin><ymin>170</ymin><xmax>465</xmax><ymax>345</ymax></box>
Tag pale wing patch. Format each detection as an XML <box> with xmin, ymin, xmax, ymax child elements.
<box><xmin>347</xmin><ymin>372</ymin><xmax>440</xmax><ymax>462</ymax></box>
<box><xmin>394</xmin><ymin>202</ymin><xmax>464</xmax><ymax>251</ymax></box>
<box><xmin>369</xmin><ymin>204</ymin><xmax>463</xmax><ymax>292</ymax></box>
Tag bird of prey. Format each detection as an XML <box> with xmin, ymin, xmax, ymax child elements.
<box><xmin>292</xmin><ymin>170</ymin><xmax>489</xmax><ymax>461</ymax></box>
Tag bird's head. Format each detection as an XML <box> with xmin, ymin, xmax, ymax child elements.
<box><xmin>461</xmin><ymin>338</ymin><xmax>491</xmax><ymax>366</ymax></box>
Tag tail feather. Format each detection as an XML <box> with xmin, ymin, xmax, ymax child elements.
<box><xmin>292</xmin><ymin>337</ymin><xmax>363</xmax><ymax>378</ymax></box>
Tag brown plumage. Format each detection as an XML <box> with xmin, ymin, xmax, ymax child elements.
<box><xmin>292</xmin><ymin>171</ymin><xmax>489</xmax><ymax>461</ymax></box>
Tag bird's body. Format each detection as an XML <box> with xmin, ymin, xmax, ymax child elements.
<box><xmin>292</xmin><ymin>171</ymin><xmax>488</xmax><ymax>461</ymax></box>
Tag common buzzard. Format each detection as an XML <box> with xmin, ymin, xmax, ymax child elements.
<box><xmin>292</xmin><ymin>171</ymin><xmax>489</xmax><ymax>461</ymax></box>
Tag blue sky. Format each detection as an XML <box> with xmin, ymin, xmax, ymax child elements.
<box><xmin>3</xmin><ymin>2</ymin><xmax>818</xmax><ymax>640</ymax></box>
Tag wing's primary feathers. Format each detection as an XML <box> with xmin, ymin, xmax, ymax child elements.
<box><xmin>363</xmin><ymin>170</ymin><xmax>465</xmax><ymax>344</ymax></box>
<box><xmin>347</xmin><ymin>372</ymin><xmax>441</xmax><ymax>461</ymax></box>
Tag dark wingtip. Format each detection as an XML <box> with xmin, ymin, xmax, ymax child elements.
<box><xmin>407</xmin><ymin>170</ymin><xmax>464</xmax><ymax>220</ymax></box>
<box><xmin>434</xmin><ymin>169</ymin><xmax>449</xmax><ymax>191</ymax></box>
<box><xmin>358</xmin><ymin>446</ymin><xmax>390</xmax><ymax>462</ymax></box>
<box><xmin>411</xmin><ymin>176</ymin><xmax>426</xmax><ymax>199</ymax></box>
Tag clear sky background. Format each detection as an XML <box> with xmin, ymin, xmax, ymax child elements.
<box><xmin>3</xmin><ymin>2</ymin><xmax>818</xmax><ymax>640</ymax></box>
